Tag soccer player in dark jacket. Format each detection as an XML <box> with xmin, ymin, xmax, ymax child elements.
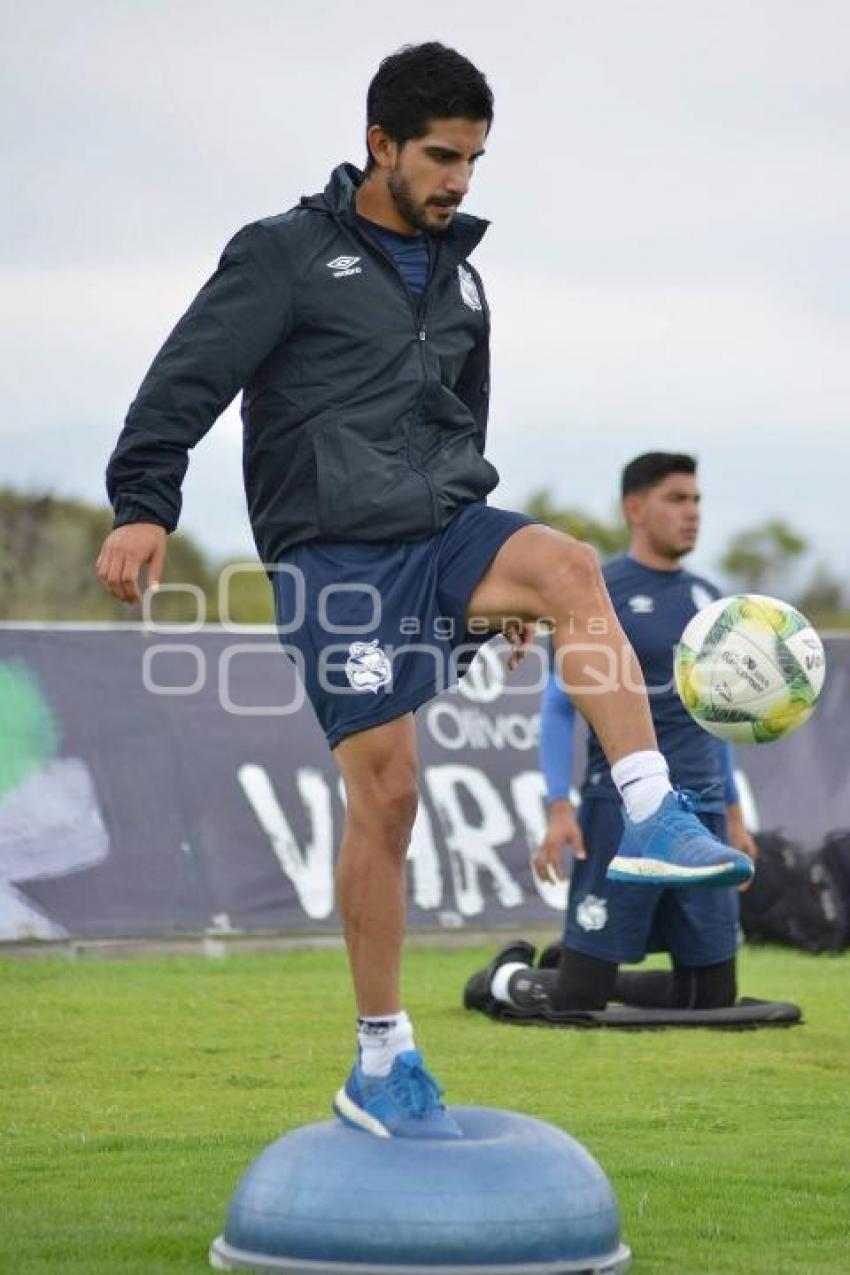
<box><xmin>97</xmin><ymin>46</ymin><xmax>753</xmax><ymax>1139</ymax></box>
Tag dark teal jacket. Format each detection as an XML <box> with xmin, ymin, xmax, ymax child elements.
<box><xmin>106</xmin><ymin>163</ymin><xmax>499</xmax><ymax>563</ymax></box>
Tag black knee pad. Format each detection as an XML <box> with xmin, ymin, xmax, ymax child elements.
<box><xmin>672</xmin><ymin>958</ymin><xmax>737</xmax><ymax>1010</ymax></box>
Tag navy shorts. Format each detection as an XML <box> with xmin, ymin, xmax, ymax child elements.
<box><xmin>272</xmin><ymin>503</ymin><xmax>534</xmax><ymax>749</ymax></box>
<box><xmin>565</xmin><ymin>799</ymin><xmax>739</xmax><ymax>966</ymax></box>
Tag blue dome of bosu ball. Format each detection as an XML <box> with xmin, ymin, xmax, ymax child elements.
<box><xmin>209</xmin><ymin>1107</ymin><xmax>631</xmax><ymax>1273</ymax></box>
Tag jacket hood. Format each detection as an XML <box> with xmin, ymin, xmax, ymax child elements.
<box><xmin>300</xmin><ymin>162</ymin><xmax>489</xmax><ymax>259</ymax></box>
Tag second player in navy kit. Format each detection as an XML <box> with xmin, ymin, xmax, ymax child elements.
<box><xmin>540</xmin><ymin>556</ymin><xmax>741</xmax><ymax>985</ymax></box>
<box><xmin>486</xmin><ymin>453</ymin><xmax>758</xmax><ymax>1015</ymax></box>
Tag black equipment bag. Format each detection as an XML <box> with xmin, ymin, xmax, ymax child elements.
<box><xmin>819</xmin><ymin>830</ymin><xmax>850</xmax><ymax>945</ymax></box>
<box><xmin>739</xmin><ymin>830</ymin><xmax>846</xmax><ymax>954</ymax></box>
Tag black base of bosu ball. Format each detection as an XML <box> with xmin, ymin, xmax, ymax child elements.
<box><xmin>210</xmin><ymin>1107</ymin><xmax>631</xmax><ymax>1274</ymax></box>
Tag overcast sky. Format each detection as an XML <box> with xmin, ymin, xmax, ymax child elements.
<box><xmin>2</xmin><ymin>0</ymin><xmax>848</xmax><ymax>588</ymax></box>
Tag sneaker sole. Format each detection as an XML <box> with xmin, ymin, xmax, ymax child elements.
<box><xmin>332</xmin><ymin>1086</ymin><xmax>391</xmax><ymax>1138</ymax></box>
<box><xmin>607</xmin><ymin>856</ymin><xmax>753</xmax><ymax>888</ymax></box>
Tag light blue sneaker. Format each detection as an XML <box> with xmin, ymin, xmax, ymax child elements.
<box><xmin>333</xmin><ymin>1049</ymin><xmax>462</xmax><ymax>1140</ymax></box>
<box><xmin>607</xmin><ymin>791</ymin><xmax>754</xmax><ymax>888</ymax></box>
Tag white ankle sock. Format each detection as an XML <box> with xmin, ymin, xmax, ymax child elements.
<box><xmin>611</xmin><ymin>750</ymin><xmax>672</xmax><ymax>823</ymax></box>
<box><xmin>357</xmin><ymin>1010</ymin><xmax>415</xmax><ymax>1077</ymax></box>
<box><xmin>491</xmin><ymin>962</ymin><xmax>529</xmax><ymax>1006</ymax></box>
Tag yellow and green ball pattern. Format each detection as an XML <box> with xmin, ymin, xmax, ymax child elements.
<box><xmin>674</xmin><ymin>593</ymin><xmax>825</xmax><ymax>744</ymax></box>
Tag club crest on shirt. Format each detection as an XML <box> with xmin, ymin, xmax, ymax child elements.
<box><xmin>457</xmin><ymin>264</ymin><xmax>482</xmax><ymax>312</ymax></box>
<box><xmin>576</xmin><ymin>894</ymin><xmax>608</xmax><ymax>932</ymax></box>
<box><xmin>345</xmin><ymin>639</ymin><xmax>392</xmax><ymax>693</ymax></box>
<box><xmin>627</xmin><ymin>594</ymin><xmax>654</xmax><ymax>614</ymax></box>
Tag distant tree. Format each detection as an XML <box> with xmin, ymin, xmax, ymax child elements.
<box><xmin>0</xmin><ymin>487</ymin><xmax>216</xmax><ymax>622</ymax></box>
<box><xmin>522</xmin><ymin>489</ymin><xmax>629</xmax><ymax>559</ymax></box>
<box><xmin>719</xmin><ymin>518</ymin><xmax>808</xmax><ymax>594</ymax></box>
<box><xmin>213</xmin><ymin>560</ymin><xmax>276</xmax><ymax>625</ymax></box>
<box><xmin>796</xmin><ymin>565</ymin><xmax>846</xmax><ymax>625</ymax></box>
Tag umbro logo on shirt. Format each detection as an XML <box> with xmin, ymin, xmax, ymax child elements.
<box><xmin>327</xmin><ymin>255</ymin><xmax>362</xmax><ymax>278</ymax></box>
<box><xmin>628</xmin><ymin>594</ymin><xmax>655</xmax><ymax>614</ymax></box>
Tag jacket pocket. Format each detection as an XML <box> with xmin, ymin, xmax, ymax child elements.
<box><xmin>312</xmin><ymin>413</ymin><xmax>436</xmax><ymax>540</ymax></box>
<box><xmin>416</xmin><ymin>423</ymin><xmax>500</xmax><ymax>520</ymax></box>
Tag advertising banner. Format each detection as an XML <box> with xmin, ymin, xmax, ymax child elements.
<box><xmin>1</xmin><ymin>626</ymin><xmax>847</xmax><ymax>942</ymax></box>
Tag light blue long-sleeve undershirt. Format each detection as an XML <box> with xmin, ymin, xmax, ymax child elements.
<box><xmin>539</xmin><ymin>671</ymin><xmax>740</xmax><ymax>806</ymax></box>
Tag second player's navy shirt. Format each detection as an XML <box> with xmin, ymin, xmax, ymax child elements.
<box><xmin>541</xmin><ymin>555</ymin><xmax>736</xmax><ymax>804</ymax></box>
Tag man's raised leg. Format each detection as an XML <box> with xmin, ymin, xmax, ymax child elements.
<box><xmin>467</xmin><ymin>525</ymin><xmax>753</xmax><ymax>889</ymax></box>
<box><xmin>331</xmin><ymin>715</ymin><xmax>460</xmax><ymax>1138</ymax></box>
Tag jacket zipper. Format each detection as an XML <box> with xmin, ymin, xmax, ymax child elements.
<box><xmin>344</xmin><ymin>220</ymin><xmax>441</xmax><ymax>530</ymax></box>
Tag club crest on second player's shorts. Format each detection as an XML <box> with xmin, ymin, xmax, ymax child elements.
<box><xmin>576</xmin><ymin>894</ymin><xmax>608</xmax><ymax>932</ymax></box>
<box><xmin>345</xmin><ymin>640</ymin><xmax>392</xmax><ymax>693</ymax></box>
<box><xmin>457</xmin><ymin>264</ymin><xmax>482</xmax><ymax>312</ymax></box>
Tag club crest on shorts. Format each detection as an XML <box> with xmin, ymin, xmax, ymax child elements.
<box><xmin>345</xmin><ymin>639</ymin><xmax>392</xmax><ymax>694</ymax></box>
<box><xmin>457</xmin><ymin>264</ymin><xmax>482</xmax><ymax>312</ymax></box>
<box><xmin>576</xmin><ymin>894</ymin><xmax>608</xmax><ymax>932</ymax></box>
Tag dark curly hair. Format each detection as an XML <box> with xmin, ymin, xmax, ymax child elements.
<box><xmin>365</xmin><ymin>42</ymin><xmax>494</xmax><ymax>171</ymax></box>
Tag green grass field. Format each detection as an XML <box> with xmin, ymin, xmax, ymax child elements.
<box><xmin>2</xmin><ymin>944</ymin><xmax>848</xmax><ymax>1274</ymax></box>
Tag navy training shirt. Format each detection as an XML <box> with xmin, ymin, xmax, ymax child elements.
<box><xmin>541</xmin><ymin>555</ymin><xmax>733</xmax><ymax>802</ymax></box>
<box><xmin>355</xmin><ymin>216</ymin><xmax>431</xmax><ymax>294</ymax></box>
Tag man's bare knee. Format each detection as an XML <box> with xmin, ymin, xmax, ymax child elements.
<box><xmin>344</xmin><ymin>765</ymin><xmax>419</xmax><ymax>848</ymax></box>
<box><xmin>538</xmin><ymin>538</ymin><xmax>602</xmax><ymax>615</ymax></box>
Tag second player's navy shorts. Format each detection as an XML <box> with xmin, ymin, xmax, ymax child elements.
<box><xmin>272</xmin><ymin>502</ymin><xmax>534</xmax><ymax>749</ymax></box>
<box><xmin>565</xmin><ymin>798</ymin><xmax>739</xmax><ymax>966</ymax></box>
